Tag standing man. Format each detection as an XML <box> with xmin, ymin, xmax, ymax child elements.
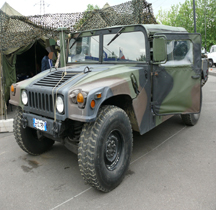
<box><xmin>41</xmin><ymin>51</ymin><xmax>53</xmax><ymax>71</ymax></box>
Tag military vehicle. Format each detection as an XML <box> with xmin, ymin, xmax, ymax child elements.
<box><xmin>10</xmin><ymin>24</ymin><xmax>208</xmax><ymax>192</ymax></box>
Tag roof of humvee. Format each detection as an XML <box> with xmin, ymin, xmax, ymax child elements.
<box><xmin>143</xmin><ymin>24</ymin><xmax>188</xmax><ymax>36</ymax></box>
<box><xmin>74</xmin><ymin>24</ymin><xmax>188</xmax><ymax>37</ymax></box>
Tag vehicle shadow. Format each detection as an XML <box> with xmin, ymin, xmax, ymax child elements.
<box><xmin>131</xmin><ymin>115</ymin><xmax>185</xmax><ymax>162</ymax></box>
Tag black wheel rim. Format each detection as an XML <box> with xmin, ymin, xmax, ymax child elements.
<box><xmin>104</xmin><ymin>130</ymin><xmax>123</xmax><ymax>171</ymax></box>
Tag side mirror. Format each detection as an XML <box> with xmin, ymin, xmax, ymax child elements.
<box><xmin>153</xmin><ymin>36</ymin><xmax>167</xmax><ymax>63</ymax></box>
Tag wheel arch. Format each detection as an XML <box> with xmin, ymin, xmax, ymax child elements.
<box><xmin>100</xmin><ymin>94</ymin><xmax>139</xmax><ymax>132</ymax></box>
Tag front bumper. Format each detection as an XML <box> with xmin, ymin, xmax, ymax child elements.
<box><xmin>22</xmin><ymin>113</ymin><xmax>63</xmax><ymax>137</ymax></box>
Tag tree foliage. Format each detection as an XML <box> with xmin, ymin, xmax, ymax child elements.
<box><xmin>86</xmin><ymin>4</ymin><xmax>100</xmax><ymax>11</ymax></box>
<box><xmin>156</xmin><ymin>0</ymin><xmax>216</xmax><ymax>51</ymax></box>
<box><xmin>74</xmin><ymin>4</ymin><xmax>100</xmax><ymax>31</ymax></box>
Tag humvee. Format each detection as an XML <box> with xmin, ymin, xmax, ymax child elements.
<box><xmin>10</xmin><ymin>24</ymin><xmax>208</xmax><ymax>192</ymax></box>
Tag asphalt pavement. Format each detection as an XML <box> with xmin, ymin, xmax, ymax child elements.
<box><xmin>209</xmin><ymin>67</ymin><xmax>216</xmax><ymax>76</ymax></box>
<box><xmin>0</xmin><ymin>74</ymin><xmax>216</xmax><ymax>210</ymax></box>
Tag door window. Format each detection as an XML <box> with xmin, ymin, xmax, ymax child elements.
<box><xmin>166</xmin><ymin>40</ymin><xmax>193</xmax><ymax>65</ymax></box>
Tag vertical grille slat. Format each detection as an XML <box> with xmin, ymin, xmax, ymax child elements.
<box><xmin>35</xmin><ymin>93</ymin><xmax>38</xmax><ymax>109</ymax></box>
<box><xmin>44</xmin><ymin>94</ymin><xmax>47</xmax><ymax>111</ymax></box>
<box><xmin>32</xmin><ymin>92</ymin><xmax>35</xmax><ymax>108</ymax></box>
<box><xmin>29</xmin><ymin>91</ymin><xmax>32</xmax><ymax>107</ymax></box>
<box><xmin>46</xmin><ymin>94</ymin><xmax>49</xmax><ymax>112</ymax></box>
<box><xmin>39</xmin><ymin>93</ymin><xmax>41</xmax><ymax>109</ymax></box>
<box><xmin>42</xmin><ymin>93</ymin><xmax>45</xmax><ymax>110</ymax></box>
<box><xmin>50</xmin><ymin>95</ymin><xmax>53</xmax><ymax>112</ymax></box>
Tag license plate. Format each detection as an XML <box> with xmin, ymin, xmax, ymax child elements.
<box><xmin>33</xmin><ymin>118</ymin><xmax>47</xmax><ymax>131</ymax></box>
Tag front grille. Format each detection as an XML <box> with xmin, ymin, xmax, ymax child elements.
<box><xmin>34</xmin><ymin>71</ymin><xmax>75</xmax><ymax>88</ymax></box>
<box><xmin>28</xmin><ymin>91</ymin><xmax>54</xmax><ymax>113</ymax></box>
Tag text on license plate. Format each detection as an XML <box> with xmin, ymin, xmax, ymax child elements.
<box><xmin>33</xmin><ymin>118</ymin><xmax>47</xmax><ymax>131</ymax></box>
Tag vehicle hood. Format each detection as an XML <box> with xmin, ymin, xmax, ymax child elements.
<box><xmin>66</xmin><ymin>64</ymin><xmax>144</xmax><ymax>94</ymax></box>
<box><xmin>28</xmin><ymin>63</ymin><xmax>143</xmax><ymax>94</ymax></box>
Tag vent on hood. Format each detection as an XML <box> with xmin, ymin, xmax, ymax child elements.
<box><xmin>34</xmin><ymin>71</ymin><xmax>76</xmax><ymax>88</ymax></box>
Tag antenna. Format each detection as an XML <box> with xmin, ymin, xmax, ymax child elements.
<box><xmin>43</xmin><ymin>0</ymin><xmax>45</xmax><ymax>15</ymax></box>
<box><xmin>34</xmin><ymin>0</ymin><xmax>49</xmax><ymax>15</ymax></box>
<box><xmin>40</xmin><ymin>0</ymin><xmax>42</xmax><ymax>14</ymax></box>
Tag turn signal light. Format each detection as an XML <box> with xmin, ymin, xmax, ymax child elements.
<box><xmin>77</xmin><ymin>93</ymin><xmax>84</xmax><ymax>103</ymax></box>
<box><xmin>90</xmin><ymin>100</ymin><xmax>95</xmax><ymax>109</ymax></box>
<box><xmin>11</xmin><ymin>85</ymin><xmax>15</xmax><ymax>92</ymax></box>
<box><xmin>96</xmin><ymin>93</ymin><xmax>102</xmax><ymax>98</ymax></box>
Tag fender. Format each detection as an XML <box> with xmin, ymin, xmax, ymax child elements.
<box><xmin>67</xmin><ymin>77</ymin><xmax>135</xmax><ymax>122</ymax></box>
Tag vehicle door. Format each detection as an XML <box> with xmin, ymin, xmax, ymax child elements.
<box><xmin>152</xmin><ymin>33</ymin><xmax>202</xmax><ymax>115</ymax></box>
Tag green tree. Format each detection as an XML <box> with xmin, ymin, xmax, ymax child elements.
<box><xmin>156</xmin><ymin>0</ymin><xmax>216</xmax><ymax>51</ymax></box>
<box><xmin>136</xmin><ymin>54</ymin><xmax>146</xmax><ymax>61</ymax></box>
<box><xmin>86</xmin><ymin>4</ymin><xmax>100</xmax><ymax>11</ymax></box>
<box><xmin>74</xmin><ymin>4</ymin><xmax>100</xmax><ymax>31</ymax></box>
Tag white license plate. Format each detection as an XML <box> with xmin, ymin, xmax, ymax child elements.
<box><xmin>33</xmin><ymin>118</ymin><xmax>47</xmax><ymax>131</ymax></box>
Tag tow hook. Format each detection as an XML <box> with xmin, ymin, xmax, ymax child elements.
<box><xmin>21</xmin><ymin>117</ymin><xmax>28</xmax><ymax>129</ymax></box>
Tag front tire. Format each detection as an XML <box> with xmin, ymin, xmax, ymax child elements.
<box><xmin>13</xmin><ymin>107</ymin><xmax>54</xmax><ymax>155</ymax></box>
<box><xmin>78</xmin><ymin>105</ymin><xmax>133</xmax><ymax>192</ymax></box>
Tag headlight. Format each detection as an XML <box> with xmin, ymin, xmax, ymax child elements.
<box><xmin>21</xmin><ymin>90</ymin><xmax>28</xmax><ymax>105</ymax></box>
<box><xmin>56</xmin><ymin>96</ymin><xmax>64</xmax><ymax>114</ymax></box>
<box><xmin>69</xmin><ymin>90</ymin><xmax>79</xmax><ymax>104</ymax></box>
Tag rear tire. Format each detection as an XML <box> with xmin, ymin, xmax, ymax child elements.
<box><xmin>181</xmin><ymin>113</ymin><xmax>200</xmax><ymax>126</ymax></box>
<box><xmin>78</xmin><ymin>105</ymin><xmax>133</xmax><ymax>192</ymax></box>
<box><xmin>13</xmin><ymin>107</ymin><xmax>54</xmax><ymax>155</ymax></box>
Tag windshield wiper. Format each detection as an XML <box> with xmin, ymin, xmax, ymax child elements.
<box><xmin>70</xmin><ymin>32</ymin><xmax>82</xmax><ymax>49</ymax></box>
<box><xmin>107</xmin><ymin>27</ymin><xmax>125</xmax><ymax>46</ymax></box>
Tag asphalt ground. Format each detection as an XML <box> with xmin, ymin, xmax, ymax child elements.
<box><xmin>209</xmin><ymin>66</ymin><xmax>216</xmax><ymax>76</ymax></box>
<box><xmin>0</xmin><ymin>73</ymin><xmax>216</xmax><ymax>210</ymax></box>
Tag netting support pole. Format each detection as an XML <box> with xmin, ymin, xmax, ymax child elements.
<box><xmin>0</xmin><ymin>52</ymin><xmax>3</xmax><ymax>119</ymax></box>
<box><xmin>0</xmin><ymin>12</ymin><xmax>6</xmax><ymax>120</ymax></box>
<box><xmin>57</xmin><ymin>27</ymin><xmax>67</xmax><ymax>68</ymax></box>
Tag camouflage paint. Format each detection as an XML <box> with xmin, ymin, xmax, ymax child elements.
<box><xmin>155</xmin><ymin>115</ymin><xmax>172</xmax><ymax>126</ymax></box>
<box><xmin>9</xmin><ymin>24</ymin><xmax>203</xmax><ymax>137</ymax></box>
<box><xmin>153</xmin><ymin>66</ymin><xmax>201</xmax><ymax>115</ymax></box>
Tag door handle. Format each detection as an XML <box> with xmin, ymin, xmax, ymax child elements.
<box><xmin>191</xmin><ymin>75</ymin><xmax>200</xmax><ymax>79</ymax></box>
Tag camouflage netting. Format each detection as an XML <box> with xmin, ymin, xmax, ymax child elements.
<box><xmin>0</xmin><ymin>0</ymin><xmax>157</xmax><ymax>51</ymax></box>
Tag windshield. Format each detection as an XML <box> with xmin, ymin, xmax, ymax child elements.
<box><xmin>210</xmin><ymin>46</ymin><xmax>216</xmax><ymax>53</ymax></box>
<box><xmin>68</xmin><ymin>35</ymin><xmax>99</xmax><ymax>63</ymax></box>
<box><xmin>103</xmin><ymin>32</ymin><xmax>146</xmax><ymax>62</ymax></box>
